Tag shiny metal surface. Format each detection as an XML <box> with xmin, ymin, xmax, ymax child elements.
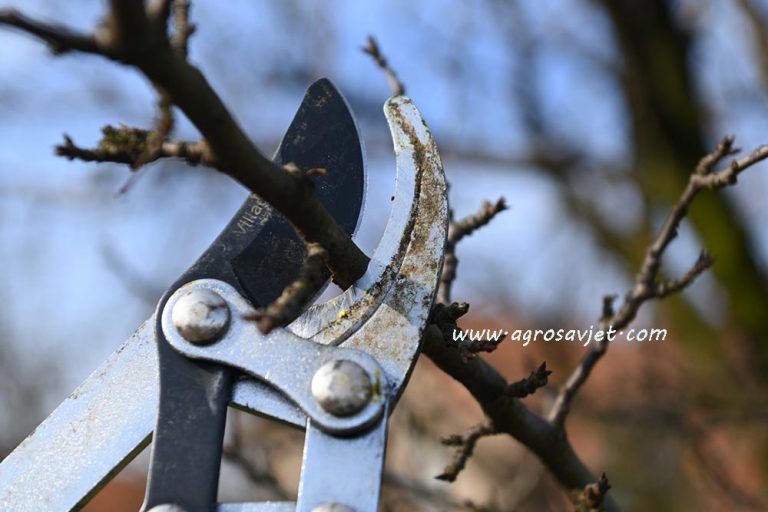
<box><xmin>310</xmin><ymin>360</ymin><xmax>372</xmax><ymax>417</ymax></box>
<box><xmin>0</xmin><ymin>318</ymin><xmax>159</xmax><ymax>512</ymax></box>
<box><xmin>162</xmin><ymin>279</ymin><xmax>386</xmax><ymax>435</ymax></box>
<box><xmin>171</xmin><ymin>288</ymin><xmax>231</xmax><ymax>344</ymax></box>
<box><xmin>296</xmin><ymin>409</ymin><xmax>388</xmax><ymax>512</ymax></box>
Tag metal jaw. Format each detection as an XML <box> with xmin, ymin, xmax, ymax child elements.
<box><xmin>0</xmin><ymin>95</ymin><xmax>447</xmax><ymax>512</ymax></box>
<box><xmin>152</xmin><ymin>95</ymin><xmax>447</xmax><ymax>512</ymax></box>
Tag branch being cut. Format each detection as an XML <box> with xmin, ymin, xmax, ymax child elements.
<box><xmin>0</xmin><ymin>3</ymin><xmax>369</xmax><ymax>288</ymax></box>
<box><xmin>548</xmin><ymin>136</ymin><xmax>768</xmax><ymax>427</ymax></box>
<box><xmin>245</xmin><ymin>242</ymin><xmax>330</xmax><ymax>333</ymax></box>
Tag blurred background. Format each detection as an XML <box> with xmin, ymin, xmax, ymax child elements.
<box><xmin>1</xmin><ymin>0</ymin><xmax>767</xmax><ymax>510</ymax></box>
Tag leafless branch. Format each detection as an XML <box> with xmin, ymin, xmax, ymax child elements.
<box><xmin>573</xmin><ymin>473</ymin><xmax>611</xmax><ymax>512</ymax></box>
<box><xmin>549</xmin><ymin>137</ymin><xmax>768</xmax><ymax>427</ymax></box>
<box><xmin>440</xmin><ymin>198</ymin><xmax>507</xmax><ymax>304</ymax></box>
<box><xmin>1</xmin><ymin>3</ymin><xmax>369</xmax><ymax>288</ymax></box>
<box><xmin>0</xmin><ymin>9</ymin><xmax>100</xmax><ymax>55</ymax></box>
<box><xmin>362</xmin><ymin>35</ymin><xmax>406</xmax><ymax>97</ymax></box>
<box><xmin>56</xmin><ymin>126</ymin><xmax>215</xmax><ymax>168</ymax></box>
<box><xmin>506</xmin><ymin>362</ymin><xmax>552</xmax><ymax>399</ymax></box>
<box><xmin>436</xmin><ymin>422</ymin><xmax>497</xmax><ymax>482</ymax></box>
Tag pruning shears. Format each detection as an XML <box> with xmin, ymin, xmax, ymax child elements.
<box><xmin>0</xmin><ymin>79</ymin><xmax>448</xmax><ymax>512</ymax></box>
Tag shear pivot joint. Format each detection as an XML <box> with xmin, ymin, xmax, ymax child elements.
<box><xmin>171</xmin><ymin>288</ymin><xmax>230</xmax><ymax>345</ymax></box>
<box><xmin>311</xmin><ymin>360</ymin><xmax>373</xmax><ymax>417</ymax></box>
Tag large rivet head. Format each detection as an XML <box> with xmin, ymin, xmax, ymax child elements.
<box><xmin>171</xmin><ymin>288</ymin><xmax>230</xmax><ymax>345</ymax></box>
<box><xmin>311</xmin><ymin>360</ymin><xmax>373</xmax><ymax>417</ymax></box>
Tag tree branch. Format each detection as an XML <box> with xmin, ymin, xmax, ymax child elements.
<box><xmin>56</xmin><ymin>126</ymin><xmax>215</xmax><ymax>168</ymax></box>
<box><xmin>548</xmin><ymin>137</ymin><xmax>768</xmax><ymax>427</ymax></box>
<box><xmin>362</xmin><ymin>35</ymin><xmax>406</xmax><ymax>97</ymax></box>
<box><xmin>1</xmin><ymin>4</ymin><xmax>369</xmax><ymax>288</ymax></box>
<box><xmin>0</xmin><ymin>9</ymin><xmax>100</xmax><ymax>55</ymax></box>
<box><xmin>440</xmin><ymin>198</ymin><xmax>507</xmax><ymax>304</ymax></box>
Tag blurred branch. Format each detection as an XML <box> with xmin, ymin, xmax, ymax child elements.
<box><xmin>440</xmin><ymin>198</ymin><xmax>507</xmax><ymax>305</ymax></box>
<box><xmin>734</xmin><ymin>0</ymin><xmax>768</xmax><ymax>92</ymax></box>
<box><xmin>573</xmin><ymin>473</ymin><xmax>611</xmax><ymax>512</ymax></box>
<box><xmin>0</xmin><ymin>2</ymin><xmax>369</xmax><ymax>289</ymax></box>
<box><xmin>0</xmin><ymin>9</ymin><xmax>99</xmax><ymax>55</ymax></box>
<box><xmin>549</xmin><ymin>136</ymin><xmax>768</xmax><ymax>427</ymax></box>
<box><xmin>437</xmin><ymin>422</ymin><xmax>497</xmax><ymax>482</ymax></box>
<box><xmin>506</xmin><ymin>362</ymin><xmax>552</xmax><ymax>399</ymax></box>
<box><xmin>362</xmin><ymin>36</ymin><xmax>406</xmax><ymax>97</ymax></box>
<box><xmin>56</xmin><ymin>126</ymin><xmax>215</xmax><ymax>168</ymax></box>
<box><xmin>222</xmin><ymin>414</ymin><xmax>288</xmax><ymax>501</ymax></box>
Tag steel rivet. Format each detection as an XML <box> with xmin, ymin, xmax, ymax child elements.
<box><xmin>311</xmin><ymin>360</ymin><xmax>373</xmax><ymax>417</ymax></box>
<box><xmin>171</xmin><ymin>288</ymin><xmax>230</xmax><ymax>345</ymax></box>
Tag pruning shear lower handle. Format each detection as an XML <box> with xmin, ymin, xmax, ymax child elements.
<box><xmin>147</xmin><ymin>279</ymin><xmax>390</xmax><ymax>512</ymax></box>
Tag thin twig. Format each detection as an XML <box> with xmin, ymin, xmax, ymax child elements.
<box><xmin>1</xmin><ymin>3</ymin><xmax>369</xmax><ymax>288</ymax></box>
<box><xmin>245</xmin><ymin>242</ymin><xmax>330</xmax><ymax>333</ymax></box>
<box><xmin>362</xmin><ymin>35</ymin><xmax>406</xmax><ymax>96</ymax></box>
<box><xmin>0</xmin><ymin>9</ymin><xmax>99</xmax><ymax>55</ymax></box>
<box><xmin>573</xmin><ymin>473</ymin><xmax>611</xmax><ymax>512</ymax></box>
<box><xmin>506</xmin><ymin>362</ymin><xmax>552</xmax><ymax>399</ymax></box>
<box><xmin>549</xmin><ymin>137</ymin><xmax>768</xmax><ymax>427</ymax></box>
<box><xmin>440</xmin><ymin>198</ymin><xmax>507</xmax><ymax>304</ymax></box>
<box><xmin>56</xmin><ymin>127</ymin><xmax>215</xmax><ymax>167</ymax></box>
<box><xmin>436</xmin><ymin>422</ymin><xmax>497</xmax><ymax>482</ymax></box>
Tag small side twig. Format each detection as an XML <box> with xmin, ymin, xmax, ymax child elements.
<box><xmin>56</xmin><ymin>126</ymin><xmax>215</xmax><ymax>168</ymax></box>
<box><xmin>436</xmin><ymin>422</ymin><xmax>497</xmax><ymax>482</ymax></box>
<box><xmin>430</xmin><ymin>302</ymin><xmax>505</xmax><ymax>362</ymax></box>
<box><xmin>0</xmin><ymin>9</ymin><xmax>99</xmax><ymax>55</ymax></box>
<box><xmin>362</xmin><ymin>35</ymin><xmax>406</xmax><ymax>97</ymax></box>
<box><xmin>440</xmin><ymin>198</ymin><xmax>507</xmax><ymax>304</ymax></box>
<box><xmin>245</xmin><ymin>242</ymin><xmax>330</xmax><ymax>334</ymax></box>
<box><xmin>506</xmin><ymin>362</ymin><xmax>552</xmax><ymax>399</ymax></box>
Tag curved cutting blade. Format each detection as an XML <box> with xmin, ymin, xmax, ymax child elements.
<box><xmin>234</xmin><ymin>96</ymin><xmax>448</xmax><ymax>424</ymax></box>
